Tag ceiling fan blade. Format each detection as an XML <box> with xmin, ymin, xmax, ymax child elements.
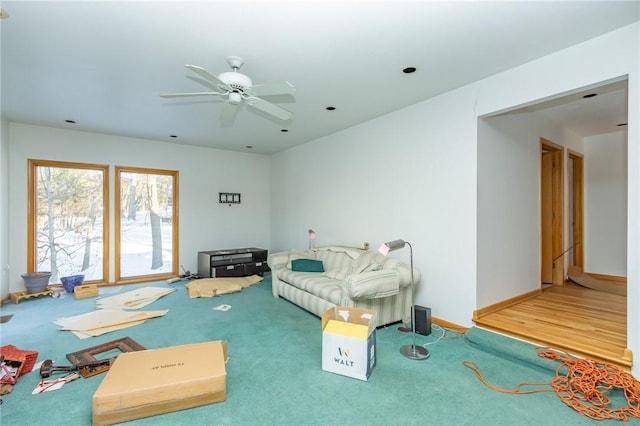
<box><xmin>185</xmin><ymin>64</ymin><xmax>231</xmax><ymax>91</ymax></box>
<box><xmin>160</xmin><ymin>91</ymin><xmax>224</xmax><ymax>98</ymax></box>
<box><xmin>245</xmin><ymin>96</ymin><xmax>293</xmax><ymax>121</ymax></box>
<box><xmin>220</xmin><ymin>102</ymin><xmax>240</xmax><ymax>123</ymax></box>
<box><xmin>250</xmin><ymin>81</ymin><xmax>296</xmax><ymax>96</ymax></box>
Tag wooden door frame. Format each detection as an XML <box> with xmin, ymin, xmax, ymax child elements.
<box><xmin>568</xmin><ymin>150</ymin><xmax>584</xmax><ymax>269</ymax></box>
<box><xmin>540</xmin><ymin>138</ymin><xmax>564</xmax><ymax>286</ymax></box>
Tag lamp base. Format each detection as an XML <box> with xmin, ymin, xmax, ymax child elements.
<box><xmin>400</xmin><ymin>344</ymin><xmax>430</xmax><ymax>360</ymax></box>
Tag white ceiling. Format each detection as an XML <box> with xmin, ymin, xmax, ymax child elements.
<box><xmin>1</xmin><ymin>1</ymin><xmax>637</xmax><ymax>155</ymax></box>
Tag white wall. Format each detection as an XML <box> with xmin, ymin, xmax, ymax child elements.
<box><xmin>584</xmin><ymin>131</ymin><xmax>628</xmax><ymax>276</ymax></box>
<box><xmin>478</xmin><ymin>115</ymin><xmax>629</xmax><ymax>309</ymax></box>
<box><xmin>476</xmin><ymin>112</ymin><xmax>582</xmax><ymax>308</ymax></box>
<box><xmin>0</xmin><ymin>118</ymin><xmax>9</xmax><ymax>297</ymax></box>
<box><xmin>630</xmin><ymin>69</ymin><xmax>640</xmax><ymax>379</ymax></box>
<box><xmin>271</xmin><ymin>85</ymin><xmax>480</xmax><ymax>327</ymax></box>
<box><xmin>271</xmin><ymin>23</ymin><xmax>640</xmax><ymax>376</ymax></box>
<box><xmin>7</xmin><ymin>123</ymin><xmax>271</xmax><ymax>291</ymax></box>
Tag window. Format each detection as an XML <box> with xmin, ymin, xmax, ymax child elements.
<box><xmin>27</xmin><ymin>161</ymin><xmax>179</xmax><ymax>285</ymax></box>
<box><xmin>115</xmin><ymin>167</ymin><xmax>178</xmax><ymax>282</ymax></box>
<box><xmin>28</xmin><ymin>160</ymin><xmax>109</xmax><ymax>284</ymax></box>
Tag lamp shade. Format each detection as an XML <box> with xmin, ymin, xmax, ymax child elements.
<box><xmin>308</xmin><ymin>229</ymin><xmax>317</xmax><ymax>249</ymax></box>
<box><xmin>378</xmin><ymin>239</ymin><xmax>406</xmax><ymax>256</ymax></box>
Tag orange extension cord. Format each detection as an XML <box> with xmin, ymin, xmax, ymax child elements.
<box><xmin>463</xmin><ymin>348</ymin><xmax>640</xmax><ymax>421</ymax></box>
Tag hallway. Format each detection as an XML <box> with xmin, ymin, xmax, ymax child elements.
<box><xmin>473</xmin><ymin>282</ymin><xmax>629</xmax><ymax>370</ymax></box>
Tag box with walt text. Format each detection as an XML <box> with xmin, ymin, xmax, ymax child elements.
<box><xmin>321</xmin><ymin>306</ymin><xmax>377</xmax><ymax>381</ymax></box>
<box><xmin>93</xmin><ymin>340</ymin><xmax>227</xmax><ymax>425</ymax></box>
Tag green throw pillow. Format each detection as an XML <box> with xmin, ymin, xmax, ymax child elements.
<box><xmin>291</xmin><ymin>258</ymin><xmax>325</xmax><ymax>272</ymax></box>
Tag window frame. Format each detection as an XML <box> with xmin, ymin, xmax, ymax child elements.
<box><xmin>27</xmin><ymin>159</ymin><xmax>110</xmax><ymax>284</ymax></box>
<box><xmin>114</xmin><ymin>166</ymin><xmax>179</xmax><ymax>284</ymax></box>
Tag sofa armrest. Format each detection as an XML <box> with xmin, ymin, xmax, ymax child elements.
<box><xmin>267</xmin><ymin>251</ymin><xmax>290</xmax><ymax>270</ymax></box>
<box><xmin>343</xmin><ymin>269</ymin><xmax>401</xmax><ymax>300</ymax></box>
<box><xmin>381</xmin><ymin>257</ymin><xmax>421</xmax><ymax>287</ymax></box>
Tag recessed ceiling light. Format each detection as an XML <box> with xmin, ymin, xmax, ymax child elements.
<box><xmin>617</xmin><ymin>123</ymin><xmax>628</xmax><ymax>127</ymax></box>
<box><xmin>583</xmin><ymin>93</ymin><xmax>597</xmax><ymax>98</ymax></box>
<box><xmin>281</xmin><ymin>129</ymin><xmax>289</xmax><ymax>132</ymax></box>
<box><xmin>65</xmin><ymin>120</ymin><xmax>76</xmax><ymax>124</ymax></box>
<box><xmin>326</xmin><ymin>106</ymin><xmax>336</xmax><ymax>111</ymax></box>
<box><xmin>403</xmin><ymin>67</ymin><xmax>417</xmax><ymax>74</ymax></box>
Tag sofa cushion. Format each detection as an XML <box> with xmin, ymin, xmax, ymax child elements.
<box><xmin>344</xmin><ymin>269</ymin><xmax>401</xmax><ymax>299</ymax></box>
<box><xmin>323</xmin><ymin>269</ymin><xmax>348</xmax><ymax>280</ymax></box>
<box><xmin>307</xmin><ymin>281</ymin><xmax>343</xmax><ymax>305</ymax></box>
<box><xmin>276</xmin><ymin>270</ymin><xmax>343</xmax><ymax>304</ymax></box>
<box><xmin>321</xmin><ymin>251</ymin><xmax>382</xmax><ymax>280</ymax></box>
<box><xmin>287</xmin><ymin>249</ymin><xmax>313</xmax><ymax>269</ymax></box>
<box><xmin>314</xmin><ymin>247</ymin><xmax>360</xmax><ymax>272</ymax></box>
<box><xmin>291</xmin><ymin>258</ymin><xmax>324</xmax><ymax>272</ymax></box>
<box><xmin>364</xmin><ymin>262</ymin><xmax>383</xmax><ymax>272</ymax></box>
<box><xmin>350</xmin><ymin>251</ymin><xmax>377</xmax><ymax>273</ymax></box>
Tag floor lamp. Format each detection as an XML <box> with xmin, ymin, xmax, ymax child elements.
<box><xmin>379</xmin><ymin>239</ymin><xmax>430</xmax><ymax>360</ymax></box>
<box><xmin>308</xmin><ymin>229</ymin><xmax>316</xmax><ymax>249</ymax></box>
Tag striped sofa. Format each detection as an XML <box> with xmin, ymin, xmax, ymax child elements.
<box><xmin>267</xmin><ymin>246</ymin><xmax>420</xmax><ymax>327</ymax></box>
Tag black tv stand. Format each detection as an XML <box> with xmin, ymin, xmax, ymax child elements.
<box><xmin>197</xmin><ymin>248</ymin><xmax>269</xmax><ymax>278</ymax></box>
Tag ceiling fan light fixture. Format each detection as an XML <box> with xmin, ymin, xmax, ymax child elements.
<box><xmin>229</xmin><ymin>92</ymin><xmax>242</xmax><ymax>105</ymax></box>
<box><xmin>218</xmin><ymin>71</ymin><xmax>252</xmax><ymax>91</ymax></box>
<box><xmin>163</xmin><ymin>57</ymin><xmax>295</xmax><ymax>122</ymax></box>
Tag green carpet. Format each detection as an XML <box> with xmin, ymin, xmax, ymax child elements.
<box><xmin>0</xmin><ymin>274</ymin><xmax>628</xmax><ymax>425</ymax></box>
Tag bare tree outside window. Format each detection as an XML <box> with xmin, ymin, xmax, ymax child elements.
<box><xmin>28</xmin><ymin>160</ymin><xmax>108</xmax><ymax>284</ymax></box>
<box><xmin>116</xmin><ymin>167</ymin><xmax>178</xmax><ymax>281</ymax></box>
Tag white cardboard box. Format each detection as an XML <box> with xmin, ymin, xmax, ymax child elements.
<box><xmin>321</xmin><ymin>306</ymin><xmax>377</xmax><ymax>381</ymax></box>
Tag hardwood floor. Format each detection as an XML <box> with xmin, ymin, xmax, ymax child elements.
<box><xmin>473</xmin><ymin>282</ymin><xmax>630</xmax><ymax>370</ymax></box>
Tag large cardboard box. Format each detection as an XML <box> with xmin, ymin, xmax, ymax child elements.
<box><xmin>321</xmin><ymin>307</ymin><xmax>377</xmax><ymax>381</ymax></box>
<box><xmin>93</xmin><ymin>340</ymin><xmax>227</xmax><ymax>426</ymax></box>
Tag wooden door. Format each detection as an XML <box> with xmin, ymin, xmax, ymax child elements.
<box><xmin>540</xmin><ymin>140</ymin><xmax>564</xmax><ymax>286</ymax></box>
<box><xmin>541</xmin><ymin>151</ymin><xmax>554</xmax><ymax>283</ymax></box>
<box><xmin>569</xmin><ymin>151</ymin><xmax>584</xmax><ymax>268</ymax></box>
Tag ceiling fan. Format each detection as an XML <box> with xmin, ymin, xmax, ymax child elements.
<box><xmin>161</xmin><ymin>56</ymin><xmax>295</xmax><ymax>122</ymax></box>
